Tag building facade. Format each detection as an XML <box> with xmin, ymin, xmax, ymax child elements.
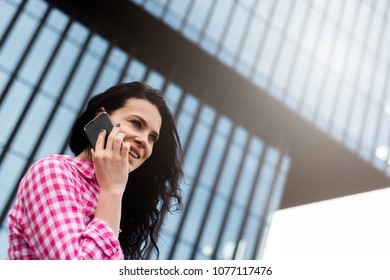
<box><xmin>0</xmin><ymin>0</ymin><xmax>389</xmax><ymax>259</ymax></box>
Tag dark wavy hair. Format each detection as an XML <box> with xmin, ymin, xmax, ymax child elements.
<box><xmin>69</xmin><ymin>82</ymin><xmax>183</xmax><ymax>259</ymax></box>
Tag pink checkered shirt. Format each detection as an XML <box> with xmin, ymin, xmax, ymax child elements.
<box><xmin>7</xmin><ymin>154</ymin><xmax>124</xmax><ymax>260</ymax></box>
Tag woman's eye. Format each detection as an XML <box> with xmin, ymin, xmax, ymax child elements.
<box><xmin>149</xmin><ymin>135</ymin><xmax>158</xmax><ymax>143</ymax></box>
<box><xmin>131</xmin><ymin>120</ymin><xmax>142</xmax><ymax>128</ymax></box>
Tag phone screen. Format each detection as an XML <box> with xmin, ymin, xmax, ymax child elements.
<box><xmin>84</xmin><ymin>112</ymin><xmax>114</xmax><ymax>149</ymax></box>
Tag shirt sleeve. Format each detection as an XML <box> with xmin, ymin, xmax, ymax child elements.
<box><xmin>16</xmin><ymin>157</ymin><xmax>124</xmax><ymax>260</ymax></box>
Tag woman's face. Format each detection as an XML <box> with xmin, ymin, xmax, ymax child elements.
<box><xmin>109</xmin><ymin>98</ymin><xmax>162</xmax><ymax>173</ymax></box>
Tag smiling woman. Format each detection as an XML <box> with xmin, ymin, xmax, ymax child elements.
<box><xmin>7</xmin><ymin>81</ymin><xmax>184</xmax><ymax>260</ymax></box>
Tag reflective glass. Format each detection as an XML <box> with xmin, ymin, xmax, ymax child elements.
<box><xmin>0</xmin><ymin>152</ymin><xmax>25</xmax><ymax>213</ymax></box>
<box><xmin>216</xmin><ymin>205</ymin><xmax>245</xmax><ymax>259</ymax></box>
<box><xmin>19</xmin><ymin>24</ymin><xmax>60</xmax><ymax>84</ymax></box>
<box><xmin>251</xmin><ymin>164</ymin><xmax>275</xmax><ymax>216</ymax></box>
<box><xmin>0</xmin><ymin>12</ymin><xmax>38</xmax><ymax>71</ymax></box>
<box><xmin>34</xmin><ymin>106</ymin><xmax>77</xmax><ymax>160</ymax></box>
<box><xmin>222</xmin><ymin>4</ymin><xmax>249</xmax><ymax>56</ymax></box>
<box><xmin>184</xmin><ymin>118</ymin><xmax>213</xmax><ymax>177</ymax></box>
<box><xmin>204</xmin><ymin>0</ymin><xmax>234</xmax><ymax>43</ymax></box>
<box><xmin>0</xmin><ymin>81</ymin><xmax>31</xmax><ymax>145</ymax></box>
<box><xmin>12</xmin><ymin>92</ymin><xmax>54</xmax><ymax>156</ymax></box>
<box><xmin>41</xmin><ymin>38</ymin><xmax>81</xmax><ymax>96</ymax></box>
<box><xmin>181</xmin><ymin>186</ymin><xmax>210</xmax><ymax>243</ymax></box>
<box><xmin>0</xmin><ymin>1</ymin><xmax>16</xmax><ymax>39</ymax></box>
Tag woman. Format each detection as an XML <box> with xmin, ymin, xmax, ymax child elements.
<box><xmin>7</xmin><ymin>81</ymin><xmax>183</xmax><ymax>260</ymax></box>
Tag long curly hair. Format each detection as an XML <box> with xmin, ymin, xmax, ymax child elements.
<box><xmin>69</xmin><ymin>82</ymin><xmax>183</xmax><ymax>259</ymax></box>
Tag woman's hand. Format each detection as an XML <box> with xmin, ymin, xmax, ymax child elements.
<box><xmin>92</xmin><ymin>124</ymin><xmax>130</xmax><ymax>237</ymax></box>
<box><xmin>91</xmin><ymin>124</ymin><xmax>130</xmax><ymax>195</ymax></box>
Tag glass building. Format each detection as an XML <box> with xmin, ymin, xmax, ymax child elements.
<box><xmin>0</xmin><ymin>0</ymin><xmax>388</xmax><ymax>259</ymax></box>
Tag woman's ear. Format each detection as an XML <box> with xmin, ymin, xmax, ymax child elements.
<box><xmin>95</xmin><ymin>107</ymin><xmax>106</xmax><ymax>116</ymax></box>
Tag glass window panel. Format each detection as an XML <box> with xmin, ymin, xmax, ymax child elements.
<box><xmin>124</xmin><ymin>59</ymin><xmax>147</xmax><ymax>81</ymax></box>
<box><xmin>184</xmin><ymin>120</ymin><xmax>212</xmax><ymax>177</ymax></box>
<box><xmin>240</xmin><ymin>214</ymin><xmax>260</xmax><ymax>259</ymax></box>
<box><xmin>347</xmin><ymin>93</ymin><xmax>366</xmax><ymax>142</ymax></box>
<box><xmin>87</xmin><ymin>35</ymin><xmax>108</xmax><ymax>57</ymax></box>
<box><xmin>216</xmin><ymin>142</ymin><xmax>245</xmax><ymax>198</ymax></box>
<box><xmin>249</xmin><ymin>137</ymin><xmax>265</xmax><ymax>156</ymax></box>
<box><xmin>47</xmin><ymin>8</ymin><xmax>68</xmax><ymax>31</ymax></box>
<box><xmin>361</xmin><ymin>103</ymin><xmax>380</xmax><ymax>151</ymax></box>
<box><xmin>286</xmin><ymin>0</ymin><xmax>307</xmax><ymax>42</ymax></box>
<box><xmin>268</xmin><ymin>157</ymin><xmax>290</xmax><ymax>212</ymax></box>
<box><xmin>0</xmin><ymin>81</ymin><xmax>30</xmax><ymax>145</ymax></box>
<box><xmin>68</xmin><ymin>22</ymin><xmax>89</xmax><ymax>46</ymax></box>
<box><xmin>239</xmin><ymin>17</ymin><xmax>265</xmax><ymax>68</ymax></box>
<box><xmin>199</xmin><ymin>130</ymin><xmax>229</xmax><ymax>189</ymax></box>
<box><xmin>182</xmin><ymin>94</ymin><xmax>200</xmax><ymax>115</ymax></box>
<box><xmin>176</xmin><ymin>111</ymin><xmax>196</xmax><ymax>148</ymax></box>
<box><xmin>333</xmin><ymin>84</ymin><xmax>353</xmax><ymax>133</ymax></box>
<box><xmin>199</xmin><ymin>105</ymin><xmax>216</xmax><ymax>126</ymax></box>
<box><xmin>327</xmin><ymin>0</ymin><xmax>343</xmax><ymax>22</ymax></box>
<box><xmin>181</xmin><ymin>186</ymin><xmax>210</xmax><ymax>243</ymax></box>
<box><xmin>63</xmin><ymin>52</ymin><xmax>101</xmax><ymax>109</ymax></box>
<box><xmin>251</xmin><ymin>164</ymin><xmax>275</xmax><ymax>216</ymax></box>
<box><xmin>234</xmin><ymin>154</ymin><xmax>260</xmax><ymax>208</ymax></box>
<box><xmin>271</xmin><ymin>0</ymin><xmax>292</xmax><ymax>31</ymax></box>
<box><xmin>204</xmin><ymin>0</ymin><xmax>234</xmax><ymax>44</ymax></box>
<box><xmin>358</xmin><ymin>53</ymin><xmax>375</xmax><ymax>94</ymax></box>
<box><xmin>287</xmin><ymin>50</ymin><xmax>310</xmax><ymax>102</ymax></box>
<box><xmin>186</xmin><ymin>0</ymin><xmax>213</xmax><ymax>32</ymax></box>
<box><xmin>222</xmin><ymin>4</ymin><xmax>249</xmax><ymax>56</ymax></box>
<box><xmin>25</xmin><ymin>0</ymin><xmax>47</xmax><ymax>17</ymax></box>
<box><xmin>144</xmin><ymin>0</ymin><xmax>164</xmax><ymax>18</ymax></box>
<box><xmin>317</xmin><ymin>72</ymin><xmax>338</xmax><ymax>124</ymax></box>
<box><xmin>256</xmin><ymin>28</ymin><xmax>282</xmax><ymax>78</ymax></box>
<box><xmin>35</xmin><ymin>106</ymin><xmax>77</xmax><ymax>160</ymax></box>
<box><xmin>344</xmin><ymin>42</ymin><xmax>362</xmax><ymax>85</ymax></box>
<box><xmin>197</xmin><ymin>195</ymin><xmax>228</xmax><ymax>259</ymax></box>
<box><xmin>0</xmin><ymin>228</ymin><xmax>10</xmax><ymax>260</ymax></box>
<box><xmin>12</xmin><ymin>93</ymin><xmax>54</xmax><ymax>155</ymax></box>
<box><xmin>371</xmin><ymin>61</ymin><xmax>386</xmax><ymax>104</ymax></box>
<box><xmin>0</xmin><ymin>1</ymin><xmax>16</xmax><ymax>39</ymax></box>
<box><xmin>172</xmin><ymin>240</ymin><xmax>192</xmax><ymax>260</ymax></box>
<box><xmin>0</xmin><ymin>152</ymin><xmax>25</xmax><ymax>213</ymax></box>
<box><xmin>216</xmin><ymin>205</ymin><xmax>245</xmax><ymax>259</ymax></box>
<box><xmin>255</xmin><ymin>0</ymin><xmax>274</xmax><ymax>21</ymax></box>
<box><xmin>216</xmin><ymin>115</ymin><xmax>233</xmax><ymax>135</ymax></box>
<box><xmin>272</xmin><ymin>39</ymin><xmax>295</xmax><ymax>89</ymax></box>
<box><xmin>265</xmin><ymin>146</ymin><xmax>280</xmax><ymax>166</ymax></box>
<box><xmin>239</xmin><ymin>0</ymin><xmax>256</xmax><ymax>9</ymax></box>
<box><xmin>0</xmin><ymin>12</ymin><xmax>38</xmax><ymax>71</ymax></box>
<box><xmin>146</xmin><ymin>70</ymin><xmax>165</xmax><ymax>89</ymax></box>
<box><xmin>316</xmin><ymin>20</ymin><xmax>336</xmax><ymax>67</ymax></box>
<box><xmin>0</xmin><ymin>70</ymin><xmax>9</xmax><ymax>99</ymax></box>
<box><xmin>303</xmin><ymin>63</ymin><xmax>325</xmax><ymax>118</ymax></box>
<box><xmin>331</xmin><ymin>31</ymin><xmax>348</xmax><ymax>76</ymax></box>
<box><xmin>167</xmin><ymin>0</ymin><xmax>191</xmax><ymax>20</ymax></box>
<box><xmin>341</xmin><ymin>0</ymin><xmax>358</xmax><ymax>33</ymax></box>
<box><xmin>41</xmin><ymin>39</ymin><xmax>82</xmax><ymax>96</ymax></box>
<box><xmin>108</xmin><ymin>47</ymin><xmax>127</xmax><ymax>70</ymax></box>
<box><xmin>354</xmin><ymin>4</ymin><xmax>371</xmax><ymax>44</ymax></box>
<box><xmin>380</xmin><ymin>22</ymin><xmax>390</xmax><ymax>63</ymax></box>
<box><xmin>232</xmin><ymin>126</ymin><xmax>248</xmax><ymax>146</ymax></box>
<box><xmin>92</xmin><ymin>64</ymin><xmax>121</xmax><ymax>95</ymax></box>
<box><xmin>367</xmin><ymin>11</ymin><xmax>383</xmax><ymax>53</ymax></box>
<box><xmin>164</xmin><ymin>82</ymin><xmax>182</xmax><ymax>114</ymax></box>
<box><xmin>19</xmin><ymin>26</ymin><xmax>60</xmax><ymax>84</ymax></box>
<box><xmin>301</xmin><ymin>8</ymin><xmax>322</xmax><ymax>54</ymax></box>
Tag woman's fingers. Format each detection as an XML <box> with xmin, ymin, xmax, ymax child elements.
<box><xmin>95</xmin><ymin>129</ymin><xmax>106</xmax><ymax>152</ymax></box>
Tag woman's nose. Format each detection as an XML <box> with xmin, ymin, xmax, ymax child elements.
<box><xmin>134</xmin><ymin>134</ymin><xmax>147</xmax><ymax>149</ymax></box>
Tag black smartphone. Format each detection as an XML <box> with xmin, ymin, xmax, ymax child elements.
<box><xmin>84</xmin><ymin>112</ymin><xmax>114</xmax><ymax>149</ymax></box>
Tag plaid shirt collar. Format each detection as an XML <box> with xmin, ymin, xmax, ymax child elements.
<box><xmin>50</xmin><ymin>154</ymin><xmax>95</xmax><ymax>179</ymax></box>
